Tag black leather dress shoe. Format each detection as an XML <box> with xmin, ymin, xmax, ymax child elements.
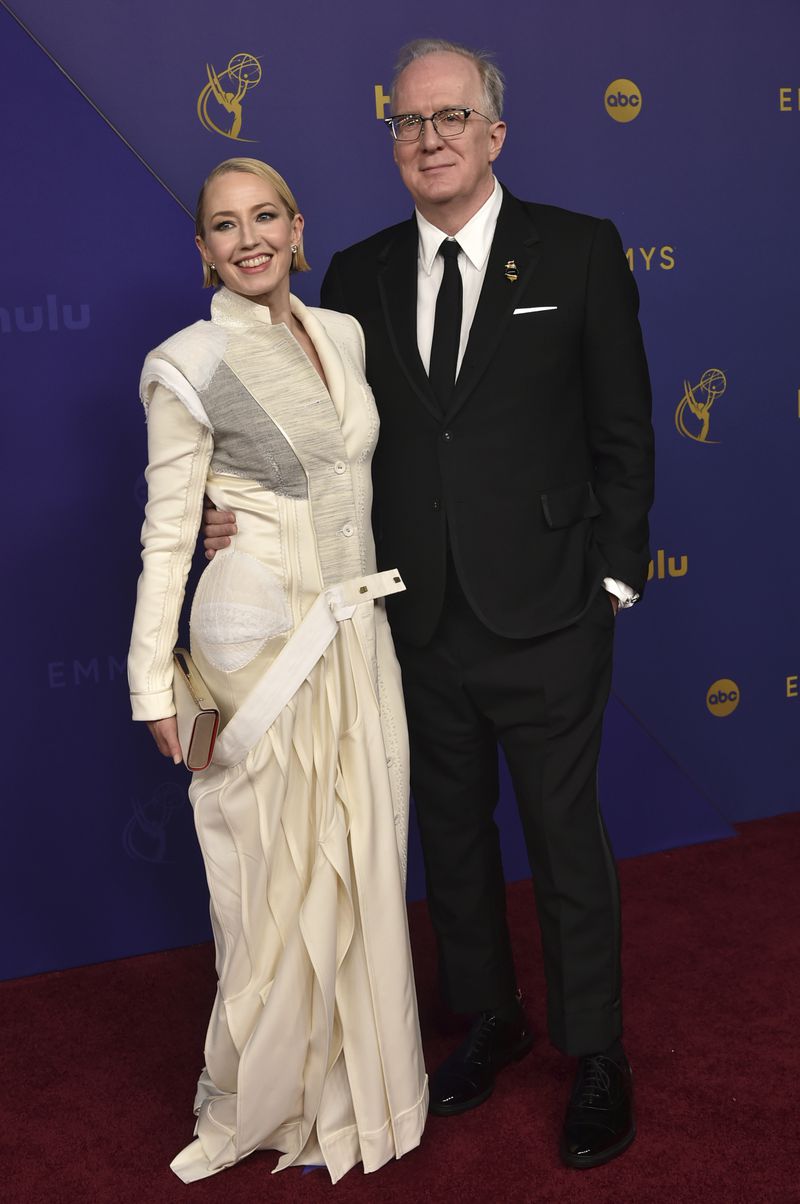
<box><xmin>429</xmin><ymin>1004</ymin><xmax>534</xmax><ymax>1116</ymax></box>
<box><xmin>561</xmin><ymin>1050</ymin><xmax>635</xmax><ymax>1169</ymax></box>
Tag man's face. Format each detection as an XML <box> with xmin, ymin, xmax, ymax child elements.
<box><xmin>391</xmin><ymin>52</ymin><xmax>506</xmax><ymax>219</ymax></box>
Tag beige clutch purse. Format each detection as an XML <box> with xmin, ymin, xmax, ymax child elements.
<box><xmin>172</xmin><ymin>648</ymin><xmax>220</xmax><ymax>771</ymax></box>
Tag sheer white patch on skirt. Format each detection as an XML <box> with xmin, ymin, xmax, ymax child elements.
<box><xmin>190</xmin><ymin>548</ymin><xmax>292</xmax><ymax>673</ymax></box>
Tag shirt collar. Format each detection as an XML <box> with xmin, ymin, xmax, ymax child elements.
<box><xmin>416</xmin><ymin>176</ymin><xmax>502</xmax><ymax>274</ymax></box>
<box><xmin>211</xmin><ymin>286</ymin><xmax>303</xmax><ymax>328</ymax></box>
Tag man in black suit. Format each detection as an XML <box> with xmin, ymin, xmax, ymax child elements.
<box><xmin>206</xmin><ymin>38</ymin><xmax>653</xmax><ymax>1169</ymax></box>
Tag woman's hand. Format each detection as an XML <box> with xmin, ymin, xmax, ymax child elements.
<box><xmin>202</xmin><ymin>495</ymin><xmax>237</xmax><ymax>560</ymax></box>
<box><xmin>147</xmin><ymin>716</ymin><xmax>183</xmax><ymax>764</ymax></box>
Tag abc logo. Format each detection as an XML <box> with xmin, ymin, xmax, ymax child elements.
<box><xmin>706</xmin><ymin>679</ymin><xmax>740</xmax><ymax>717</ymax></box>
<box><xmin>605</xmin><ymin>78</ymin><xmax>642</xmax><ymax>123</ymax></box>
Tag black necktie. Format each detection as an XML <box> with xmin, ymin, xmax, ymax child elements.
<box><xmin>428</xmin><ymin>238</ymin><xmax>463</xmax><ymax>411</ymax></box>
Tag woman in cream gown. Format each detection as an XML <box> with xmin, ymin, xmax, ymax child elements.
<box><xmin>128</xmin><ymin>158</ymin><xmax>428</xmax><ymax>1183</ymax></box>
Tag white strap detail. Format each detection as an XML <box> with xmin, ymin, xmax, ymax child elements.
<box><xmin>212</xmin><ymin>569</ymin><xmax>405</xmax><ymax>767</ymax></box>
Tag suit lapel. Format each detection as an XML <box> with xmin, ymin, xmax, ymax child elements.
<box><xmin>447</xmin><ymin>188</ymin><xmax>542</xmax><ymax>421</ymax></box>
<box><xmin>377</xmin><ymin>218</ymin><xmax>441</xmax><ymax>421</ymax></box>
<box><xmin>376</xmin><ymin>192</ymin><xmax>542</xmax><ymax>424</ymax></box>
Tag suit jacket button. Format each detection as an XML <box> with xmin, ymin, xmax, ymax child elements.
<box><xmin>442</xmin><ymin>430</ymin><xmax>453</xmax><ymax>442</ymax></box>
<box><xmin>433</xmin><ymin>499</ymin><xmax>441</xmax><ymax>511</ymax></box>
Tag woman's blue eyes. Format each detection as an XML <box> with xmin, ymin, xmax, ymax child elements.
<box><xmin>214</xmin><ymin>211</ymin><xmax>275</xmax><ymax>232</ymax></box>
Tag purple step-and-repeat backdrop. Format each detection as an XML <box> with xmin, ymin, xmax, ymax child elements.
<box><xmin>3</xmin><ymin>0</ymin><xmax>798</xmax><ymax>979</ymax></box>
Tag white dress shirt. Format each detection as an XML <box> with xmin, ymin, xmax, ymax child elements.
<box><xmin>415</xmin><ymin>176</ymin><xmax>502</xmax><ymax>377</ymax></box>
<box><xmin>414</xmin><ymin>176</ymin><xmax>637</xmax><ymax>607</ymax></box>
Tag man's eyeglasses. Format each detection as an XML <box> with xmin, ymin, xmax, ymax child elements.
<box><xmin>384</xmin><ymin>107</ymin><xmax>492</xmax><ymax>142</ymax></box>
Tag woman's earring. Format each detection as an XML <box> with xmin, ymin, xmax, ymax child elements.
<box><xmin>210</xmin><ymin>262</ymin><xmax>216</xmax><ymax>269</ymax></box>
<box><xmin>291</xmin><ymin>245</ymin><xmax>298</xmax><ymax>255</ymax></box>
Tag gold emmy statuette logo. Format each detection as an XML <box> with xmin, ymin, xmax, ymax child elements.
<box><xmin>197</xmin><ymin>52</ymin><xmax>263</xmax><ymax>142</ymax></box>
<box><xmin>675</xmin><ymin>368</ymin><xmax>727</xmax><ymax>444</ymax></box>
<box><xmin>604</xmin><ymin>78</ymin><xmax>642</xmax><ymax>122</ymax></box>
<box><xmin>706</xmin><ymin>679</ymin><xmax>740</xmax><ymax>717</ymax></box>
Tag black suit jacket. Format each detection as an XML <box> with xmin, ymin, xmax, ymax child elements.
<box><xmin>321</xmin><ymin>185</ymin><xmax>654</xmax><ymax>647</ymax></box>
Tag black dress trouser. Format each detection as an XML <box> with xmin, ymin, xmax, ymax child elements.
<box><xmin>393</xmin><ymin>564</ymin><xmax>622</xmax><ymax>1057</ymax></box>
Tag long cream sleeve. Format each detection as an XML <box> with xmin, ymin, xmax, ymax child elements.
<box><xmin>128</xmin><ymin>384</ymin><xmax>213</xmax><ymax>721</ymax></box>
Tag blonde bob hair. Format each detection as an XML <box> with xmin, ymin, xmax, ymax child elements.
<box><xmin>195</xmin><ymin>157</ymin><xmax>311</xmax><ymax>288</ymax></box>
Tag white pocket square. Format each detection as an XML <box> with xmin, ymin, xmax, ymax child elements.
<box><xmin>513</xmin><ymin>306</ymin><xmax>557</xmax><ymax>314</ymax></box>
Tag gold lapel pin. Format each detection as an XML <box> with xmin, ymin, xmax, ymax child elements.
<box><xmin>504</xmin><ymin>259</ymin><xmax>518</xmax><ymax>282</ymax></box>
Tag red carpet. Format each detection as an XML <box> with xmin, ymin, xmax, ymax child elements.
<box><xmin>3</xmin><ymin>814</ymin><xmax>798</xmax><ymax>1203</ymax></box>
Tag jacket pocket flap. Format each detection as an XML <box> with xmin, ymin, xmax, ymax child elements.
<box><xmin>541</xmin><ymin>481</ymin><xmax>602</xmax><ymax>529</ymax></box>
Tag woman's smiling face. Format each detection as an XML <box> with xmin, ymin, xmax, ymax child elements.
<box><xmin>195</xmin><ymin>171</ymin><xmax>304</xmax><ymax>306</ymax></box>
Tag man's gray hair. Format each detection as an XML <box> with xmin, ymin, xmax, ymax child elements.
<box><xmin>392</xmin><ymin>38</ymin><xmax>505</xmax><ymax>121</ymax></box>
